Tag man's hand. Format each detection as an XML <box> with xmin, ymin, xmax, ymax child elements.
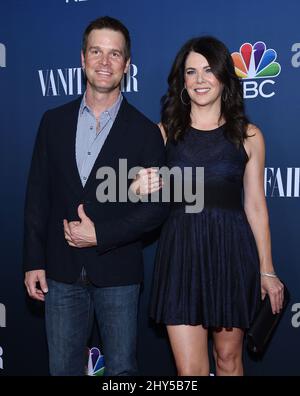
<box><xmin>24</xmin><ymin>269</ymin><xmax>48</xmax><ymax>301</ymax></box>
<box><xmin>63</xmin><ymin>204</ymin><xmax>97</xmax><ymax>248</ymax></box>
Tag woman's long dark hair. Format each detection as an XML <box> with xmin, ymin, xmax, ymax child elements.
<box><xmin>161</xmin><ymin>36</ymin><xmax>250</xmax><ymax>145</ymax></box>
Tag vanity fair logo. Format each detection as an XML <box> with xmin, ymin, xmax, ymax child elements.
<box><xmin>38</xmin><ymin>67</ymin><xmax>83</xmax><ymax>96</ymax></box>
<box><xmin>232</xmin><ymin>41</ymin><xmax>281</xmax><ymax>99</ymax></box>
<box><xmin>0</xmin><ymin>303</ymin><xmax>6</xmax><ymax>370</ymax></box>
<box><xmin>38</xmin><ymin>64</ymin><xmax>138</xmax><ymax>96</ymax></box>
<box><xmin>0</xmin><ymin>43</ymin><xmax>6</xmax><ymax>68</ymax></box>
<box><xmin>291</xmin><ymin>43</ymin><xmax>300</xmax><ymax>67</ymax></box>
<box><xmin>265</xmin><ymin>167</ymin><xmax>300</xmax><ymax>197</ymax></box>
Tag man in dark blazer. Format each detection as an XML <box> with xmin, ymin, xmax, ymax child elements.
<box><xmin>23</xmin><ymin>16</ymin><xmax>167</xmax><ymax>376</ymax></box>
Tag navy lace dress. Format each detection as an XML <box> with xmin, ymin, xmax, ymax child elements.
<box><xmin>150</xmin><ymin>126</ymin><xmax>261</xmax><ymax>328</ymax></box>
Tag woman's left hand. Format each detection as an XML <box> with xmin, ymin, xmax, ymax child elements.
<box><xmin>130</xmin><ymin>168</ymin><xmax>162</xmax><ymax>196</ymax></box>
<box><xmin>261</xmin><ymin>275</ymin><xmax>285</xmax><ymax>314</ymax></box>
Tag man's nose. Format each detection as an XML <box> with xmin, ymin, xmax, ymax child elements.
<box><xmin>99</xmin><ymin>53</ymin><xmax>109</xmax><ymax>65</ymax></box>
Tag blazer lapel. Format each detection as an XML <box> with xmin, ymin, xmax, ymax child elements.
<box><xmin>60</xmin><ymin>97</ymin><xmax>85</xmax><ymax>196</ymax></box>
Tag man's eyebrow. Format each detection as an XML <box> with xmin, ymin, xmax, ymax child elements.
<box><xmin>88</xmin><ymin>46</ymin><xmax>122</xmax><ymax>53</ymax></box>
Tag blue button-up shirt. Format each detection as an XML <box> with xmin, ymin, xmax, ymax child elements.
<box><xmin>75</xmin><ymin>93</ymin><xmax>123</xmax><ymax>186</ymax></box>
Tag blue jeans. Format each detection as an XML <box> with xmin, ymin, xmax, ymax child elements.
<box><xmin>45</xmin><ymin>276</ymin><xmax>140</xmax><ymax>376</ymax></box>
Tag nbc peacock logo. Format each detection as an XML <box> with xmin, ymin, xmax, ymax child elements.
<box><xmin>232</xmin><ymin>42</ymin><xmax>281</xmax><ymax>79</ymax></box>
<box><xmin>231</xmin><ymin>41</ymin><xmax>281</xmax><ymax>99</ymax></box>
<box><xmin>86</xmin><ymin>347</ymin><xmax>105</xmax><ymax>376</ymax></box>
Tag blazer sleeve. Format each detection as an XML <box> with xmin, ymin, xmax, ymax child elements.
<box><xmin>94</xmin><ymin>124</ymin><xmax>169</xmax><ymax>254</ymax></box>
<box><xmin>23</xmin><ymin>112</ymin><xmax>50</xmax><ymax>272</ymax></box>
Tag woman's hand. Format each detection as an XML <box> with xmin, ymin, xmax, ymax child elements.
<box><xmin>261</xmin><ymin>275</ymin><xmax>285</xmax><ymax>314</ymax></box>
<box><xmin>130</xmin><ymin>168</ymin><xmax>163</xmax><ymax>196</ymax></box>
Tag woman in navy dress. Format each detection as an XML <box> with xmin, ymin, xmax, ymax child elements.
<box><xmin>132</xmin><ymin>36</ymin><xmax>284</xmax><ymax>376</ymax></box>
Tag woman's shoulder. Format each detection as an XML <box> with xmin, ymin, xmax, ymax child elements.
<box><xmin>244</xmin><ymin>123</ymin><xmax>265</xmax><ymax>158</ymax></box>
<box><xmin>246</xmin><ymin>123</ymin><xmax>263</xmax><ymax>138</ymax></box>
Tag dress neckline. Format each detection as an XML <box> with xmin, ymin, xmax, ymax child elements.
<box><xmin>190</xmin><ymin>124</ymin><xmax>225</xmax><ymax>134</ymax></box>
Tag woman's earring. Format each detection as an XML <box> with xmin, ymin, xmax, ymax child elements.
<box><xmin>180</xmin><ymin>87</ymin><xmax>190</xmax><ymax>106</ymax></box>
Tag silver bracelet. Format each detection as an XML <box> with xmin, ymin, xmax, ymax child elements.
<box><xmin>260</xmin><ymin>271</ymin><xmax>277</xmax><ymax>278</ymax></box>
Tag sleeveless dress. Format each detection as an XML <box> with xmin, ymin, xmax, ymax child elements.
<box><xmin>150</xmin><ymin>126</ymin><xmax>261</xmax><ymax>329</ymax></box>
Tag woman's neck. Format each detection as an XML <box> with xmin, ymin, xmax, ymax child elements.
<box><xmin>190</xmin><ymin>104</ymin><xmax>224</xmax><ymax>131</ymax></box>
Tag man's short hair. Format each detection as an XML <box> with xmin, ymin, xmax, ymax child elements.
<box><xmin>82</xmin><ymin>16</ymin><xmax>131</xmax><ymax>60</ymax></box>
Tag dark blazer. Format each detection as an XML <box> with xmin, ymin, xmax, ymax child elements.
<box><xmin>23</xmin><ymin>96</ymin><xmax>167</xmax><ymax>286</ymax></box>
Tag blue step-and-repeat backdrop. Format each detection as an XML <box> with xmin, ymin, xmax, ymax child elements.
<box><xmin>0</xmin><ymin>0</ymin><xmax>299</xmax><ymax>376</ymax></box>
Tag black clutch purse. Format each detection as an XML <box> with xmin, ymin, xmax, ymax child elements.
<box><xmin>247</xmin><ymin>285</ymin><xmax>290</xmax><ymax>354</ymax></box>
